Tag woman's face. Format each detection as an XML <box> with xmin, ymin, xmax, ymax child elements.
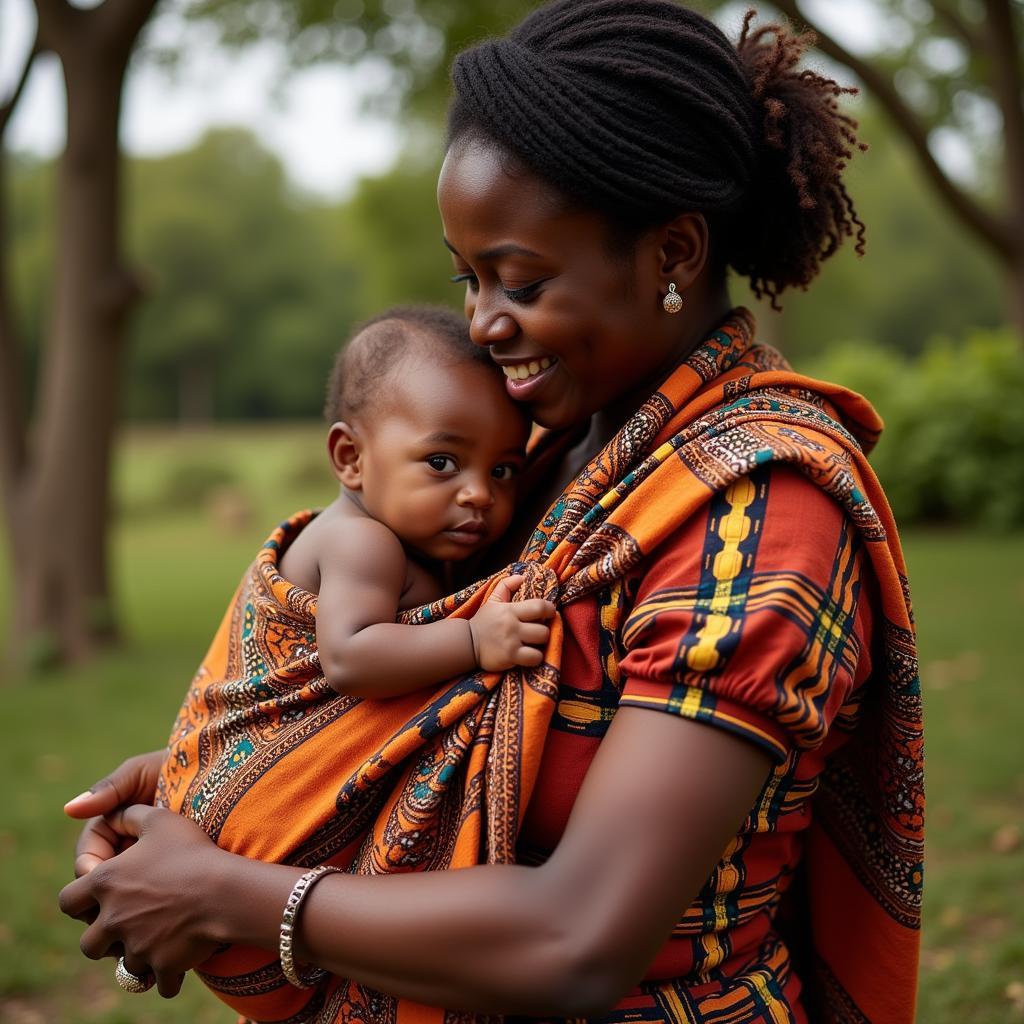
<box><xmin>437</xmin><ymin>141</ymin><xmax>697</xmax><ymax>431</ymax></box>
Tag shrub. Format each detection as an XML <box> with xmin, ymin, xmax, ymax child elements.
<box><xmin>159</xmin><ymin>459</ymin><xmax>240</xmax><ymax>512</ymax></box>
<box><xmin>802</xmin><ymin>328</ymin><xmax>1024</xmax><ymax>528</ymax></box>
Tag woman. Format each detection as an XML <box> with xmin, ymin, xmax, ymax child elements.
<box><xmin>59</xmin><ymin>2</ymin><xmax>923</xmax><ymax>1022</ymax></box>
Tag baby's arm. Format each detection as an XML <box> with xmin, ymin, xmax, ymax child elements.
<box><xmin>315</xmin><ymin>519</ymin><xmax>554</xmax><ymax>699</ymax></box>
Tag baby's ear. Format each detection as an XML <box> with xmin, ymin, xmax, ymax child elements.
<box><xmin>327</xmin><ymin>422</ymin><xmax>362</xmax><ymax>489</ymax></box>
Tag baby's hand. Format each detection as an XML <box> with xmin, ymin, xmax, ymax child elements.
<box><xmin>468</xmin><ymin>575</ymin><xmax>556</xmax><ymax>672</ymax></box>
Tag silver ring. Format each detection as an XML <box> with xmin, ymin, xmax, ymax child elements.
<box><xmin>115</xmin><ymin>955</ymin><xmax>154</xmax><ymax>993</ymax></box>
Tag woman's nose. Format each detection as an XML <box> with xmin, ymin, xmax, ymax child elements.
<box><xmin>468</xmin><ymin>297</ymin><xmax>518</xmax><ymax>348</ymax></box>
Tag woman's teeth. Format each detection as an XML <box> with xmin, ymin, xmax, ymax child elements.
<box><xmin>503</xmin><ymin>357</ymin><xmax>553</xmax><ymax>381</ymax></box>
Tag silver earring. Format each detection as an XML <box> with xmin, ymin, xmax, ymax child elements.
<box><xmin>663</xmin><ymin>283</ymin><xmax>683</xmax><ymax>314</ymax></box>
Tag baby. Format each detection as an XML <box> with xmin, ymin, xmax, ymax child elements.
<box><xmin>158</xmin><ymin>304</ymin><xmax>556</xmax><ymax>824</ymax></box>
<box><xmin>151</xmin><ymin>305</ymin><xmax>558</xmax><ymax>1016</ymax></box>
<box><xmin>279</xmin><ymin>304</ymin><xmax>556</xmax><ymax>695</ymax></box>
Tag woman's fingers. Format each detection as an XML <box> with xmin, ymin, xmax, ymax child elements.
<box><xmin>154</xmin><ymin>970</ymin><xmax>185</xmax><ymax>999</ymax></box>
<box><xmin>78</xmin><ymin>916</ymin><xmax>120</xmax><ymax>961</ymax></box>
<box><xmin>74</xmin><ymin>815</ymin><xmax>123</xmax><ymax>878</ymax></box>
<box><xmin>104</xmin><ymin>803</ymin><xmax>155</xmax><ymax>839</ymax></box>
<box><xmin>121</xmin><ymin>952</ymin><xmax>150</xmax><ymax>977</ymax></box>
<box><xmin>64</xmin><ymin>751</ymin><xmax>164</xmax><ymax>820</ymax></box>
<box><xmin>59</xmin><ymin>871</ymin><xmax>100</xmax><ymax>921</ymax></box>
<box><xmin>121</xmin><ymin>952</ymin><xmax>165</xmax><ymax>994</ymax></box>
<box><xmin>66</xmin><ymin>753</ymin><xmax>163</xmax><ymax>880</ymax></box>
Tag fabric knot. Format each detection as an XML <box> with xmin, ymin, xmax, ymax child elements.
<box><xmin>509</xmin><ymin>561</ymin><xmax>560</xmax><ymax>604</ymax></box>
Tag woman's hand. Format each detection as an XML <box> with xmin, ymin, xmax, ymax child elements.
<box><xmin>63</xmin><ymin>750</ymin><xmax>165</xmax><ymax>876</ymax></box>
<box><xmin>58</xmin><ymin>805</ymin><xmax>224</xmax><ymax>997</ymax></box>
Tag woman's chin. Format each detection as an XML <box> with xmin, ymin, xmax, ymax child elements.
<box><xmin>525</xmin><ymin>397</ymin><xmax>587</xmax><ymax>433</ymax></box>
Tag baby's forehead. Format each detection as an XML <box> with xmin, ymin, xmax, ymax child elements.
<box><xmin>351</xmin><ymin>321</ymin><xmax>479</xmax><ymax>388</ymax></box>
<box><xmin>374</xmin><ymin>354</ymin><xmax>529</xmax><ymax>445</ymax></box>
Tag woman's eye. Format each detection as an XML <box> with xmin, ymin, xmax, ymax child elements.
<box><xmin>492</xmin><ymin>464</ymin><xmax>519</xmax><ymax>481</ymax></box>
<box><xmin>426</xmin><ymin>455</ymin><xmax>458</xmax><ymax>474</ymax></box>
<box><xmin>450</xmin><ymin>272</ymin><xmax>478</xmax><ymax>292</ymax></box>
<box><xmin>502</xmin><ymin>282</ymin><xmax>543</xmax><ymax>304</ymax></box>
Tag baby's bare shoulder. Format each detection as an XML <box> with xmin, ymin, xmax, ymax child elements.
<box><xmin>314</xmin><ymin>508</ymin><xmax>407</xmax><ymax>586</ymax></box>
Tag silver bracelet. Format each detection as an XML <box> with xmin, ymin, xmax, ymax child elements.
<box><xmin>279</xmin><ymin>865</ymin><xmax>343</xmax><ymax>988</ymax></box>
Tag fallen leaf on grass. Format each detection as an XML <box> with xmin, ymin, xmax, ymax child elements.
<box><xmin>1006</xmin><ymin>981</ymin><xmax>1024</xmax><ymax>1014</ymax></box>
<box><xmin>922</xmin><ymin>650</ymin><xmax>982</xmax><ymax>691</ymax></box>
<box><xmin>0</xmin><ymin>999</ymin><xmax>45</xmax><ymax>1024</ymax></box>
<box><xmin>920</xmin><ymin>948</ymin><xmax>955</xmax><ymax>972</ymax></box>
<box><xmin>34</xmin><ymin>753</ymin><xmax>66</xmax><ymax>782</ymax></box>
<box><xmin>992</xmin><ymin>824</ymin><xmax>1022</xmax><ymax>854</ymax></box>
<box><xmin>939</xmin><ymin>905</ymin><xmax>963</xmax><ymax>928</ymax></box>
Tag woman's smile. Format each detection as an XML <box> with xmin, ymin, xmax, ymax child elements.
<box><xmin>494</xmin><ymin>355</ymin><xmax>558</xmax><ymax>398</ymax></box>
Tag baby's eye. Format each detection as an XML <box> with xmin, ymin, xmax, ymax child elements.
<box><xmin>492</xmin><ymin>463</ymin><xmax>519</xmax><ymax>482</ymax></box>
<box><xmin>426</xmin><ymin>455</ymin><xmax>458</xmax><ymax>474</ymax></box>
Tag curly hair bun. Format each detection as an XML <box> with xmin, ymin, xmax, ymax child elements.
<box><xmin>732</xmin><ymin>10</ymin><xmax>867</xmax><ymax>305</ymax></box>
<box><xmin>448</xmin><ymin>0</ymin><xmax>867</xmax><ymax>306</ymax></box>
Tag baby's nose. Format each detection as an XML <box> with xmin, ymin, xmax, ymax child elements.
<box><xmin>458</xmin><ymin>477</ymin><xmax>495</xmax><ymax>508</ymax></box>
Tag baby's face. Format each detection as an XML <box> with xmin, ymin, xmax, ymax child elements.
<box><xmin>352</xmin><ymin>357</ymin><xmax>531</xmax><ymax>562</ymax></box>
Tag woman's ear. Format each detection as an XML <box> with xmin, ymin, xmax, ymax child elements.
<box><xmin>327</xmin><ymin>422</ymin><xmax>363</xmax><ymax>489</ymax></box>
<box><xmin>656</xmin><ymin>212</ymin><xmax>710</xmax><ymax>292</ymax></box>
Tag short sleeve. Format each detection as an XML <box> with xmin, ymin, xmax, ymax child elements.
<box><xmin>618</xmin><ymin>464</ymin><xmax>872</xmax><ymax>762</ymax></box>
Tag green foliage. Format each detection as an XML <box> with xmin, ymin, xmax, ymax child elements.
<box><xmin>10</xmin><ymin>106</ymin><xmax>1010</xmax><ymax>430</ymax></box>
<box><xmin>171</xmin><ymin>0</ymin><xmax>537</xmax><ymax>122</ymax></box>
<box><xmin>124</xmin><ymin>129</ymin><xmax>360</xmax><ymax>421</ymax></box>
<box><xmin>158</xmin><ymin>459</ymin><xmax>240</xmax><ymax>511</ymax></box>
<box><xmin>750</xmin><ymin>104</ymin><xmax>1006</xmax><ymax>359</ymax></box>
<box><xmin>804</xmin><ymin>327</ymin><xmax>1024</xmax><ymax>527</ymax></box>
<box><xmin>343</xmin><ymin>156</ymin><xmax>460</xmax><ymax>318</ymax></box>
<box><xmin>5</xmin><ymin>153</ymin><xmax>54</xmax><ymax>409</ymax></box>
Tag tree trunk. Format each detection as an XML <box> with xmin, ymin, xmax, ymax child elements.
<box><xmin>179</xmin><ymin>360</ymin><xmax>214</xmax><ymax>424</ymax></box>
<box><xmin>5</xmin><ymin>8</ymin><xmax>149</xmax><ymax>667</ymax></box>
<box><xmin>1011</xmin><ymin>258</ymin><xmax>1024</xmax><ymax>341</ymax></box>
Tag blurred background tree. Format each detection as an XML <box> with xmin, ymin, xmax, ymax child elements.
<box><xmin>767</xmin><ymin>0</ymin><xmax>1024</xmax><ymax>336</ymax></box>
<box><xmin>1</xmin><ymin>0</ymin><xmax>1022</xmax><ymax>668</ymax></box>
<box><xmin>1</xmin><ymin>0</ymin><xmax>157</xmax><ymax>667</ymax></box>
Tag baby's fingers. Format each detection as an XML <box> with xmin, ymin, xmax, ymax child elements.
<box><xmin>515</xmin><ymin>599</ymin><xmax>557</xmax><ymax>621</ymax></box>
<box><xmin>518</xmin><ymin>623</ymin><xmax>550</xmax><ymax>646</ymax></box>
<box><xmin>488</xmin><ymin>575</ymin><xmax>524</xmax><ymax>604</ymax></box>
<box><xmin>514</xmin><ymin>646</ymin><xmax>545</xmax><ymax>668</ymax></box>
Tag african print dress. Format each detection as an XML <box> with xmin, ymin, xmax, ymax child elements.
<box><xmin>157</xmin><ymin>308</ymin><xmax>923</xmax><ymax>1024</ymax></box>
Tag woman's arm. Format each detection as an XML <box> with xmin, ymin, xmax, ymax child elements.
<box><xmin>60</xmin><ymin>707</ymin><xmax>770</xmax><ymax>1015</ymax></box>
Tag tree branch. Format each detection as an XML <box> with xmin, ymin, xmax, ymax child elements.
<box><xmin>0</xmin><ymin>39</ymin><xmax>39</xmax><ymax>500</ymax></box>
<box><xmin>930</xmin><ymin>0</ymin><xmax>984</xmax><ymax>52</ymax></box>
<box><xmin>0</xmin><ymin>36</ymin><xmax>40</xmax><ymax>139</ymax></box>
<box><xmin>770</xmin><ymin>0</ymin><xmax>1015</xmax><ymax>262</ymax></box>
<box><xmin>982</xmin><ymin>0</ymin><xmax>1024</xmax><ymax>242</ymax></box>
<box><xmin>0</xmin><ymin>154</ymin><xmax>29</xmax><ymax>503</ymax></box>
<box><xmin>95</xmin><ymin>0</ymin><xmax>161</xmax><ymax>56</ymax></box>
<box><xmin>32</xmin><ymin>0</ymin><xmax>74</xmax><ymax>51</ymax></box>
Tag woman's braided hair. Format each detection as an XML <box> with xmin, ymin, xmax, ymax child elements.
<box><xmin>448</xmin><ymin>1</ymin><xmax>866</xmax><ymax>307</ymax></box>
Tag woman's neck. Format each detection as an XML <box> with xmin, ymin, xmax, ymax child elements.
<box><xmin>590</xmin><ymin>286</ymin><xmax>735</xmax><ymax>451</ymax></box>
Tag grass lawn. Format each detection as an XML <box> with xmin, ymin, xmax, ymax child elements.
<box><xmin>1</xmin><ymin>423</ymin><xmax>1022</xmax><ymax>1022</ymax></box>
